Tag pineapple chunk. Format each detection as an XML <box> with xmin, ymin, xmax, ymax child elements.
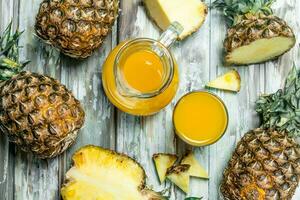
<box><xmin>167</xmin><ymin>164</ymin><xmax>191</xmax><ymax>193</ymax></box>
<box><xmin>206</xmin><ymin>70</ymin><xmax>241</xmax><ymax>92</ymax></box>
<box><xmin>61</xmin><ymin>145</ymin><xmax>165</xmax><ymax>200</ymax></box>
<box><xmin>180</xmin><ymin>152</ymin><xmax>209</xmax><ymax>179</ymax></box>
<box><xmin>153</xmin><ymin>153</ymin><xmax>178</xmax><ymax>183</ymax></box>
<box><xmin>144</xmin><ymin>0</ymin><xmax>208</xmax><ymax>40</ymax></box>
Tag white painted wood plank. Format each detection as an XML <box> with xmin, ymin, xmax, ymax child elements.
<box><xmin>264</xmin><ymin>1</ymin><xmax>300</xmax><ymax>199</ymax></box>
<box><xmin>12</xmin><ymin>0</ymin><xmax>117</xmax><ymax>200</ymax></box>
<box><xmin>117</xmin><ymin>0</ymin><xmax>173</xmax><ymax>195</ymax></box>
<box><xmin>208</xmin><ymin>0</ymin><xmax>300</xmax><ymax>200</ymax></box>
<box><xmin>58</xmin><ymin>25</ymin><xmax>118</xmax><ymax>199</ymax></box>
<box><xmin>117</xmin><ymin>0</ymin><xmax>211</xmax><ymax>199</ymax></box>
<box><xmin>14</xmin><ymin>0</ymin><xmax>62</xmax><ymax>199</ymax></box>
<box><xmin>0</xmin><ymin>1</ymin><xmax>19</xmax><ymax>199</ymax></box>
<box><xmin>117</xmin><ymin>0</ymin><xmax>178</xmax><ymax>198</ymax></box>
<box><xmin>206</xmin><ymin>2</ymin><xmax>255</xmax><ymax>199</ymax></box>
<box><xmin>172</xmin><ymin>0</ymin><xmax>211</xmax><ymax>197</ymax></box>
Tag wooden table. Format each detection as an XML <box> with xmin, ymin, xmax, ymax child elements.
<box><xmin>0</xmin><ymin>0</ymin><xmax>300</xmax><ymax>199</ymax></box>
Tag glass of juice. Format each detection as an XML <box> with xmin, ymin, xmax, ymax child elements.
<box><xmin>102</xmin><ymin>22</ymin><xmax>183</xmax><ymax>116</ymax></box>
<box><xmin>173</xmin><ymin>91</ymin><xmax>228</xmax><ymax>146</ymax></box>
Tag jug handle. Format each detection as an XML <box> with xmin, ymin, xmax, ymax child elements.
<box><xmin>157</xmin><ymin>22</ymin><xmax>184</xmax><ymax>48</ymax></box>
<box><xmin>152</xmin><ymin>22</ymin><xmax>183</xmax><ymax>56</ymax></box>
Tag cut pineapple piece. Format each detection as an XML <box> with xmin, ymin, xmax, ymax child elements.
<box><xmin>144</xmin><ymin>0</ymin><xmax>207</xmax><ymax>40</ymax></box>
<box><xmin>61</xmin><ymin>145</ymin><xmax>165</xmax><ymax>200</ymax></box>
<box><xmin>153</xmin><ymin>153</ymin><xmax>178</xmax><ymax>183</ymax></box>
<box><xmin>180</xmin><ymin>152</ymin><xmax>209</xmax><ymax>179</ymax></box>
<box><xmin>225</xmin><ymin>37</ymin><xmax>296</xmax><ymax>65</ymax></box>
<box><xmin>206</xmin><ymin>70</ymin><xmax>241</xmax><ymax>92</ymax></box>
<box><xmin>167</xmin><ymin>164</ymin><xmax>190</xmax><ymax>193</ymax></box>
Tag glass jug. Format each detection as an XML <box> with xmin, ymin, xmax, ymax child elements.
<box><xmin>102</xmin><ymin>22</ymin><xmax>183</xmax><ymax>116</ymax></box>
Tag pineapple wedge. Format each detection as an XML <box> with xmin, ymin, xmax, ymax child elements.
<box><xmin>61</xmin><ymin>145</ymin><xmax>165</xmax><ymax>200</ymax></box>
<box><xmin>144</xmin><ymin>0</ymin><xmax>208</xmax><ymax>40</ymax></box>
<box><xmin>153</xmin><ymin>153</ymin><xmax>178</xmax><ymax>183</ymax></box>
<box><xmin>180</xmin><ymin>152</ymin><xmax>209</xmax><ymax>179</ymax></box>
<box><xmin>166</xmin><ymin>164</ymin><xmax>191</xmax><ymax>193</ymax></box>
<box><xmin>206</xmin><ymin>70</ymin><xmax>241</xmax><ymax>92</ymax></box>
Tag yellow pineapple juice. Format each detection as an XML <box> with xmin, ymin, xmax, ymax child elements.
<box><xmin>102</xmin><ymin>39</ymin><xmax>179</xmax><ymax>116</ymax></box>
<box><xmin>120</xmin><ymin>49</ymin><xmax>164</xmax><ymax>93</ymax></box>
<box><xmin>173</xmin><ymin>91</ymin><xmax>228</xmax><ymax>146</ymax></box>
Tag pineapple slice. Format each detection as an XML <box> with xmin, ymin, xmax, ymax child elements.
<box><xmin>153</xmin><ymin>153</ymin><xmax>178</xmax><ymax>183</ymax></box>
<box><xmin>206</xmin><ymin>70</ymin><xmax>241</xmax><ymax>92</ymax></box>
<box><xmin>144</xmin><ymin>0</ymin><xmax>208</xmax><ymax>40</ymax></box>
<box><xmin>166</xmin><ymin>164</ymin><xmax>191</xmax><ymax>193</ymax></box>
<box><xmin>225</xmin><ymin>37</ymin><xmax>296</xmax><ymax>65</ymax></box>
<box><xmin>61</xmin><ymin>145</ymin><xmax>165</xmax><ymax>200</ymax></box>
<box><xmin>180</xmin><ymin>152</ymin><xmax>209</xmax><ymax>179</ymax></box>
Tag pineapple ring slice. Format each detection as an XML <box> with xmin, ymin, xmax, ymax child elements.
<box><xmin>61</xmin><ymin>145</ymin><xmax>165</xmax><ymax>200</ymax></box>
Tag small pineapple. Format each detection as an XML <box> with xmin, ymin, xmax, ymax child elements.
<box><xmin>61</xmin><ymin>145</ymin><xmax>166</xmax><ymax>200</ymax></box>
<box><xmin>35</xmin><ymin>0</ymin><xmax>119</xmax><ymax>59</ymax></box>
<box><xmin>180</xmin><ymin>151</ymin><xmax>209</xmax><ymax>179</ymax></box>
<box><xmin>0</xmin><ymin>23</ymin><xmax>85</xmax><ymax>159</ymax></box>
<box><xmin>213</xmin><ymin>0</ymin><xmax>296</xmax><ymax>65</ymax></box>
<box><xmin>221</xmin><ymin>67</ymin><xmax>300</xmax><ymax>200</ymax></box>
<box><xmin>206</xmin><ymin>70</ymin><xmax>241</xmax><ymax>92</ymax></box>
<box><xmin>153</xmin><ymin>153</ymin><xmax>178</xmax><ymax>183</ymax></box>
<box><xmin>144</xmin><ymin>0</ymin><xmax>208</xmax><ymax>40</ymax></box>
<box><xmin>166</xmin><ymin>164</ymin><xmax>191</xmax><ymax>193</ymax></box>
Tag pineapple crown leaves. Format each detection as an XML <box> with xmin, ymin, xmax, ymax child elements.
<box><xmin>148</xmin><ymin>186</ymin><xmax>203</xmax><ymax>200</ymax></box>
<box><xmin>212</xmin><ymin>0</ymin><xmax>276</xmax><ymax>25</ymax></box>
<box><xmin>0</xmin><ymin>22</ymin><xmax>29</xmax><ymax>80</ymax></box>
<box><xmin>256</xmin><ymin>65</ymin><xmax>300</xmax><ymax>137</ymax></box>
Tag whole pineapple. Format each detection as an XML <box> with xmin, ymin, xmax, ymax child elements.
<box><xmin>35</xmin><ymin>0</ymin><xmax>119</xmax><ymax>59</ymax></box>
<box><xmin>221</xmin><ymin>67</ymin><xmax>300</xmax><ymax>200</ymax></box>
<box><xmin>213</xmin><ymin>0</ymin><xmax>296</xmax><ymax>66</ymax></box>
<box><xmin>0</xmin><ymin>23</ymin><xmax>85</xmax><ymax>159</ymax></box>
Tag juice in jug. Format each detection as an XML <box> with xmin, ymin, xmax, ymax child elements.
<box><xmin>120</xmin><ymin>49</ymin><xmax>164</xmax><ymax>93</ymax></box>
<box><xmin>102</xmin><ymin>23</ymin><xmax>182</xmax><ymax>116</ymax></box>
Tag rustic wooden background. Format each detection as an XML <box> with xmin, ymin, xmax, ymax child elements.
<box><xmin>0</xmin><ymin>0</ymin><xmax>300</xmax><ymax>199</ymax></box>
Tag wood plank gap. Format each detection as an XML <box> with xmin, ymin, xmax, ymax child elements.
<box><xmin>208</xmin><ymin>0</ymin><xmax>212</xmax><ymax>198</ymax></box>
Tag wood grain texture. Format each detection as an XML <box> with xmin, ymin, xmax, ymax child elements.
<box><xmin>0</xmin><ymin>0</ymin><xmax>300</xmax><ymax>199</ymax></box>
<box><xmin>0</xmin><ymin>0</ymin><xmax>116</xmax><ymax>200</ymax></box>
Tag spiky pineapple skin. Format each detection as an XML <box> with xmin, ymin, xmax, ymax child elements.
<box><xmin>224</xmin><ymin>15</ymin><xmax>295</xmax><ymax>65</ymax></box>
<box><xmin>35</xmin><ymin>0</ymin><xmax>119</xmax><ymax>59</ymax></box>
<box><xmin>221</xmin><ymin>128</ymin><xmax>300</xmax><ymax>200</ymax></box>
<box><xmin>0</xmin><ymin>71</ymin><xmax>85</xmax><ymax>159</ymax></box>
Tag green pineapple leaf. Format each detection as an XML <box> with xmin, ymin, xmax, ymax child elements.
<box><xmin>185</xmin><ymin>197</ymin><xmax>203</xmax><ymax>200</ymax></box>
<box><xmin>212</xmin><ymin>0</ymin><xmax>276</xmax><ymax>25</ymax></box>
<box><xmin>256</xmin><ymin>65</ymin><xmax>300</xmax><ymax>137</ymax></box>
<box><xmin>0</xmin><ymin>22</ymin><xmax>29</xmax><ymax>80</ymax></box>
